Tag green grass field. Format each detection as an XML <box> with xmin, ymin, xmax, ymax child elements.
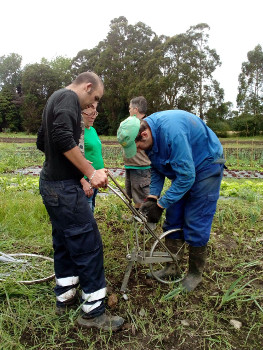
<box><xmin>0</xmin><ymin>138</ymin><xmax>262</xmax><ymax>349</ymax></box>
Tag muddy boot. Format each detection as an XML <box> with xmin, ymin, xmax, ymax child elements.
<box><xmin>77</xmin><ymin>312</ymin><xmax>124</xmax><ymax>331</ymax></box>
<box><xmin>147</xmin><ymin>238</ymin><xmax>184</xmax><ymax>279</ymax></box>
<box><xmin>181</xmin><ymin>245</ymin><xmax>207</xmax><ymax>292</ymax></box>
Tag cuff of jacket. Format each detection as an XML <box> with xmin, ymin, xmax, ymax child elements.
<box><xmin>158</xmin><ymin>197</ymin><xmax>168</xmax><ymax>209</ymax></box>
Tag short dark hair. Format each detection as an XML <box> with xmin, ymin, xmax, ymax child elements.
<box><xmin>135</xmin><ymin>120</ymin><xmax>149</xmax><ymax>142</ymax></box>
<box><xmin>72</xmin><ymin>72</ymin><xmax>103</xmax><ymax>90</ymax></box>
<box><xmin>130</xmin><ymin>96</ymin><xmax>147</xmax><ymax>114</ymax></box>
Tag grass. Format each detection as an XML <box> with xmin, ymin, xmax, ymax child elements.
<box><xmin>0</xmin><ymin>143</ymin><xmax>43</xmax><ymax>173</ymax></box>
<box><xmin>1</xmin><ymin>135</ymin><xmax>263</xmax><ymax>171</ymax></box>
<box><xmin>0</xmin><ymin>132</ymin><xmax>37</xmax><ymax>138</ymax></box>
<box><xmin>0</xmin><ymin>138</ymin><xmax>263</xmax><ymax>349</ymax></box>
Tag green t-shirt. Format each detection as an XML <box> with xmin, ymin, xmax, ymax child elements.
<box><xmin>84</xmin><ymin>127</ymin><xmax>104</xmax><ymax>170</ymax></box>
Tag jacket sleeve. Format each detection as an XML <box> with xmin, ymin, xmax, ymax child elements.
<box><xmin>149</xmin><ymin>167</ymin><xmax>165</xmax><ymax>198</ymax></box>
<box><xmin>158</xmin><ymin>133</ymin><xmax>196</xmax><ymax>208</ymax></box>
<box><xmin>36</xmin><ymin>123</ymin><xmax>45</xmax><ymax>153</ymax></box>
<box><xmin>51</xmin><ymin>95</ymin><xmax>80</xmax><ymax>154</ymax></box>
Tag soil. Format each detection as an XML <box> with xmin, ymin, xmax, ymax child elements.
<box><xmin>0</xmin><ymin>137</ymin><xmax>118</xmax><ymax>145</ymax></box>
<box><xmin>14</xmin><ymin>166</ymin><xmax>263</xmax><ymax>179</ymax></box>
<box><xmin>1</xmin><ymin>137</ymin><xmax>263</xmax><ymax>146</ymax></box>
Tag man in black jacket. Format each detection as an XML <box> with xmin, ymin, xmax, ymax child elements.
<box><xmin>37</xmin><ymin>71</ymin><xmax>124</xmax><ymax>331</ymax></box>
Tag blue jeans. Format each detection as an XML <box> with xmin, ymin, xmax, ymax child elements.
<box><xmin>39</xmin><ymin>178</ymin><xmax>106</xmax><ymax>318</ymax></box>
<box><xmin>163</xmin><ymin>163</ymin><xmax>224</xmax><ymax>247</ymax></box>
<box><xmin>87</xmin><ymin>188</ymin><xmax>98</xmax><ymax>213</ymax></box>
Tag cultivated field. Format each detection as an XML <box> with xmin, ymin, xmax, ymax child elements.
<box><xmin>0</xmin><ymin>137</ymin><xmax>262</xmax><ymax>349</ymax></box>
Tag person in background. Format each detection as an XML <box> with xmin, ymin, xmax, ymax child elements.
<box><xmin>117</xmin><ymin>110</ymin><xmax>225</xmax><ymax>292</ymax></box>
<box><xmin>37</xmin><ymin>71</ymin><xmax>124</xmax><ymax>331</ymax></box>
<box><xmin>121</xmin><ymin>96</ymin><xmax>153</xmax><ymax>226</ymax></box>
<box><xmin>80</xmin><ymin>106</ymin><xmax>104</xmax><ymax>213</ymax></box>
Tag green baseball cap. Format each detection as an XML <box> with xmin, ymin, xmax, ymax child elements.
<box><xmin>117</xmin><ymin>116</ymin><xmax>140</xmax><ymax>158</ymax></box>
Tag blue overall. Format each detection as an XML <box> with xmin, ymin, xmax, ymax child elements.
<box><xmin>145</xmin><ymin>110</ymin><xmax>224</xmax><ymax>247</ymax></box>
<box><xmin>163</xmin><ymin>163</ymin><xmax>224</xmax><ymax>246</ymax></box>
<box><xmin>39</xmin><ymin>178</ymin><xmax>106</xmax><ymax>318</ymax></box>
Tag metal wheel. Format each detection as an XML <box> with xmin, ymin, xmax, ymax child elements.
<box><xmin>0</xmin><ymin>253</ymin><xmax>55</xmax><ymax>284</ymax></box>
<box><xmin>149</xmin><ymin>229</ymin><xmax>187</xmax><ymax>284</ymax></box>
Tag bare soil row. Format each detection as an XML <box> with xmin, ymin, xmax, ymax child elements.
<box><xmin>1</xmin><ymin>137</ymin><xmax>263</xmax><ymax>145</ymax></box>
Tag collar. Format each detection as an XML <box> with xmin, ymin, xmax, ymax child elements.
<box><xmin>145</xmin><ymin>117</ymin><xmax>158</xmax><ymax>155</ymax></box>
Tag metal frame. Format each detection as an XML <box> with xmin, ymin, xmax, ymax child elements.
<box><xmin>107</xmin><ymin>172</ymin><xmax>184</xmax><ymax>294</ymax></box>
<box><xmin>0</xmin><ymin>251</ymin><xmax>55</xmax><ymax>284</ymax></box>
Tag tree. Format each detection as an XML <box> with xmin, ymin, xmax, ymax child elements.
<box><xmin>0</xmin><ymin>53</ymin><xmax>22</xmax><ymax>92</ymax></box>
<box><xmin>21</xmin><ymin>63</ymin><xmax>61</xmax><ymax>132</ymax></box>
<box><xmin>0</xmin><ymin>53</ymin><xmax>23</xmax><ymax>131</ymax></box>
<box><xmin>237</xmin><ymin>45</ymin><xmax>263</xmax><ymax>115</ymax></box>
<box><xmin>160</xmin><ymin>24</ymin><xmax>222</xmax><ymax>118</ymax></box>
<box><xmin>162</xmin><ymin>33</ymin><xmax>195</xmax><ymax>110</ymax></box>
<box><xmin>96</xmin><ymin>17</ymin><xmax>163</xmax><ymax>133</ymax></box>
<box><xmin>42</xmin><ymin>56</ymin><xmax>72</xmax><ymax>86</ymax></box>
<box><xmin>206</xmin><ymin>101</ymin><xmax>233</xmax><ymax>137</ymax></box>
<box><xmin>0</xmin><ymin>87</ymin><xmax>22</xmax><ymax>131</ymax></box>
<box><xmin>186</xmin><ymin>23</ymin><xmax>222</xmax><ymax>119</ymax></box>
<box><xmin>70</xmin><ymin>48</ymin><xmax>101</xmax><ymax>78</ymax></box>
<box><xmin>231</xmin><ymin>113</ymin><xmax>262</xmax><ymax>136</ymax></box>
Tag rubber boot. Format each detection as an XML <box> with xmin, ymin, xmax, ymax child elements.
<box><xmin>147</xmin><ymin>238</ymin><xmax>184</xmax><ymax>279</ymax></box>
<box><xmin>181</xmin><ymin>245</ymin><xmax>207</xmax><ymax>292</ymax></box>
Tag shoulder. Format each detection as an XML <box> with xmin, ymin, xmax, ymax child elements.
<box><xmin>55</xmin><ymin>89</ymin><xmax>78</xmax><ymax>105</ymax></box>
<box><xmin>90</xmin><ymin>127</ymin><xmax>99</xmax><ymax>136</ymax></box>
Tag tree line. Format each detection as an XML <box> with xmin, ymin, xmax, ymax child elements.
<box><xmin>0</xmin><ymin>17</ymin><xmax>262</xmax><ymax>136</ymax></box>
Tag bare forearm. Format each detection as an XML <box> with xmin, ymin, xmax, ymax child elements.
<box><xmin>64</xmin><ymin>146</ymin><xmax>108</xmax><ymax>188</ymax></box>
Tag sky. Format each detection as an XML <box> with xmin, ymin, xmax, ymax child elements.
<box><xmin>1</xmin><ymin>0</ymin><xmax>262</xmax><ymax>107</ymax></box>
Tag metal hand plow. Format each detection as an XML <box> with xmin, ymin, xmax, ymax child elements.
<box><xmin>107</xmin><ymin>172</ymin><xmax>186</xmax><ymax>298</ymax></box>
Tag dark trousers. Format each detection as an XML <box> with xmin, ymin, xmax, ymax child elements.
<box><xmin>39</xmin><ymin>178</ymin><xmax>105</xmax><ymax>317</ymax></box>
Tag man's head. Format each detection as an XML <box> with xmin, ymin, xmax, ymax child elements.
<box><xmin>68</xmin><ymin>71</ymin><xmax>104</xmax><ymax>110</ymax></box>
<box><xmin>129</xmin><ymin>96</ymin><xmax>147</xmax><ymax>118</ymax></box>
<box><xmin>117</xmin><ymin>117</ymin><xmax>152</xmax><ymax>158</ymax></box>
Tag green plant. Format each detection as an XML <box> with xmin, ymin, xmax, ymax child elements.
<box><xmin>215</xmin><ymin>273</ymin><xmax>262</xmax><ymax>311</ymax></box>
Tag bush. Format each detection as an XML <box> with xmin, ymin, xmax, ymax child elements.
<box><xmin>231</xmin><ymin>113</ymin><xmax>263</xmax><ymax>136</ymax></box>
<box><xmin>207</xmin><ymin>120</ymin><xmax>230</xmax><ymax>138</ymax></box>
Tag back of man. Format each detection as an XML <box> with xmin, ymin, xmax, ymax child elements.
<box><xmin>145</xmin><ymin>110</ymin><xmax>223</xmax><ymax>207</ymax></box>
<box><xmin>37</xmin><ymin>88</ymin><xmax>83</xmax><ymax>181</ymax></box>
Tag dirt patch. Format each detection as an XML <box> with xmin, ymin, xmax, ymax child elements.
<box><xmin>0</xmin><ymin>137</ymin><xmax>119</xmax><ymax>145</ymax></box>
<box><xmin>1</xmin><ymin>137</ymin><xmax>263</xmax><ymax>146</ymax></box>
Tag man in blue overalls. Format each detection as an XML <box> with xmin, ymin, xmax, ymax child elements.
<box><xmin>117</xmin><ymin>110</ymin><xmax>225</xmax><ymax>292</ymax></box>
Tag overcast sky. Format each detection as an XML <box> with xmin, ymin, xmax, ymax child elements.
<box><xmin>1</xmin><ymin>0</ymin><xmax>262</xmax><ymax>107</ymax></box>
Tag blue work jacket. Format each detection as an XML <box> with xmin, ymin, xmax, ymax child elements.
<box><xmin>145</xmin><ymin>110</ymin><xmax>223</xmax><ymax>208</ymax></box>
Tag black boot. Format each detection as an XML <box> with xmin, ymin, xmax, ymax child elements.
<box><xmin>182</xmin><ymin>245</ymin><xmax>207</xmax><ymax>292</ymax></box>
<box><xmin>147</xmin><ymin>238</ymin><xmax>184</xmax><ymax>279</ymax></box>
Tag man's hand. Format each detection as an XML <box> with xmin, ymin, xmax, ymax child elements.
<box><xmin>139</xmin><ymin>198</ymin><xmax>164</xmax><ymax>223</ymax></box>
<box><xmin>80</xmin><ymin>178</ymin><xmax>94</xmax><ymax>197</ymax></box>
<box><xmin>90</xmin><ymin>168</ymin><xmax>108</xmax><ymax>189</ymax></box>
